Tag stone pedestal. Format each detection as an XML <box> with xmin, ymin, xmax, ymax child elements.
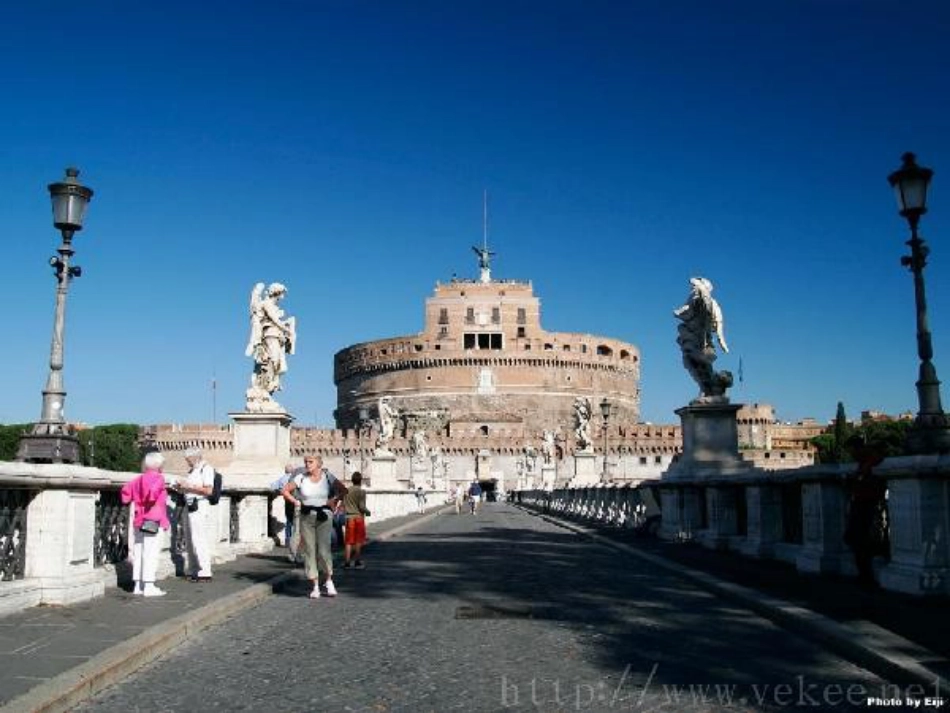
<box><xmin>796</xmin><ymin>481</ymin><xmax>853</xmax><ymax>575</ymax></box>
<box><xmin>370</xmin><ymin>453</ymin><xmax>401</xmax><ymax>490</ymax></box>
<box><xmin>879</xmin><ymin>475</ymin><xmax>950</xmax><ymax>595</ymax></box>
<box><xmin>664</xmin><ymin>402</ymin><xmax>751</xmax><ymax>480</ymax></box>
<box><xmin>541</xmin><ymin>464</ymin><xmax>556</xmax><ymax>491</ymax></box>
<box><xmin>739</xmin><ymin>485</ymin><xmax>783</xmax><ymax>557</ymax></box>
<box><xmin>572</xmin><ymin>451</ymin><xmax>599</xmax><ymax>486</ymax></box>
<box><xmin>410</xmin><ymin>462</ymin><xmax>429</xmax><ymax>489</ymax></box>
<box><xmin>699</xmin><ymin>486</ymin><xmax>740</xmax><ymax>550</ymax></box>
<box><xmin>25</xmin><ymin>490</ymin><xmax>104</xmax><ymax>605</ymax></box>
<box><xmin>226</xmin><ymin>411</ymin><xmax>293</xmax><ymax>484</ymax></box>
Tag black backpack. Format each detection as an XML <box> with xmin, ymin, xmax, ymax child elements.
<box><xmin>208</xmin><ymin>470</ymin><xmax>224</xmax><ymax>505</ymax></box>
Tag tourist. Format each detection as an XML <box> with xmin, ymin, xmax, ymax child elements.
<box><xmin>177</xmin><ymin>446</ymin><xmax>216</xmax><ymax>583</ymax></box>
<box><xmin>343</xmin><ymin>471</ymin><xmax>371</xmax><ymax>569</ymax></box>
<box><xmin>282</xmin><ymin>455</ymin><xmax>347</xmax><ymax>599</ymax></box>
<box><xmin>843</xmin><ymin>435</ymin><xmax>888</xmax><ymax>589</ymax></box>
<box><xmin>121</xmin><ymin>451</ymin><xmax>171</xmax><ymax>597</ymax></box>
<box><xmin>454</xmin><ymin>486</ymin><xmax>465</xmax><ymax>514</ymax></box>
<box><xmin>415</xmin><ymin>486</ymin><xmax>427</xmax><ymax>513</ymax></box>
<box><xmin>270</xmin><ymin>463</ymin><xmax>300</xmax><ymax>561</ymax></box>
<box><xmin>468</xmin><ymin>479</ymin><xmax>482</xmax><ymax>514</ymax></box>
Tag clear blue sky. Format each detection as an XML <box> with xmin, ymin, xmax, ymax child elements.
<box><xmin>2</xmin><ymin>1</ymin><xmax>949</xmax><ymax>428</ymax></box>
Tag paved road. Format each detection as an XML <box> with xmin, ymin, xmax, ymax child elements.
<box><xmin>79</xmin><ymin>504</ymin><xmax>886</xmax><ymax>712</ymax></box>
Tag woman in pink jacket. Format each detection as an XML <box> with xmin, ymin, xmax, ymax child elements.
<box><xmin>120</xmin><ymin>451</ymin><xmax>170</xmax><ymax>597</ymax></box>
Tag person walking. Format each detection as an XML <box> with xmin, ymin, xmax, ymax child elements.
<box><xmin>415</xmin><ymin>486</ymin><xmax>427</xmax><ymax>514</ymax></box>
<box><xmin>843</xmin><ymin>436</ymin><xmax>888</xmax><ymax>589</ymax></box>
<box><xmin>454</xmin><ymin>486</ymin><xmax>465</xmax><ymax>514</ymax></box>
<box><xmin>282</xmin><ymin>455</ymin><xmax>347</xmax><ymax>599</ymax></box>
<box><xmin>468</xmin><ymin>479</ymin><xmax>482</xmax><ymax>515</ymax></box>
<box><xmin>342</xmin><ymin>471</ymin><xmax>371</xmax><ymax>569</ymax></box>
<box><xmin>120</xmin><ymin>451</ymin><xmax>171</xmax><ymax>597</ymax></box>
<box><xmin>177</xmin><ymin>447</ymin><xmax>216</xmax><ymax>583</ymax></box>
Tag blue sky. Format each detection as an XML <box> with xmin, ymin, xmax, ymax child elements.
<box><xmin>2</xmin><ymin>1</ymin><xmax>949</xmax><ymax>428</ymax></box>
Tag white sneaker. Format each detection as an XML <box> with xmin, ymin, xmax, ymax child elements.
<box><xmin>143</xmin><ymin>584</ymin><xmax>166</xmax><ymax>598</ymax></box>
<box><xmin>309</xmin><ymin>584</ymin><xmax>321</xmax><ymax>599</ymax></box>
<box><xmin>325</xmin><ymin>579</ymin><xmax>337</xmax><ymax>597</ymax></box>
<box><xmin>133</xmin><ymin>582</ymin><xmax>144</xmax><ymax>596</ymax></box>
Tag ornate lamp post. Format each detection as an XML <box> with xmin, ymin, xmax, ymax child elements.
<box><xmin>888</xmin><ymin>153</ymin><xmax>950</xmax><ymax>454</ymax></box>
<box><xmin>17</xmin><ymin>168</ymin><xmax>93</xmax><ymax>464</ymax></box>
<box><xmin>600</xmin><ymin>397</ymin><xmax>612</xmax><ymax>480</ymax></box>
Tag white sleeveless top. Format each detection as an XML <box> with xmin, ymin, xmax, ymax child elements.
<box><xmin>294</xmin><ymin>472</ymin><xmax>331</xmax><ymax>507</ymax></box>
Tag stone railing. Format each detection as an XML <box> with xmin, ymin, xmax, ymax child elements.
<box><xmin>518</xmin><ymin>483</ymin><xmax>661</xmax><ymax>531</ymax></box>
<box><xmin>517</xmin><ymin>454</ymin><xmax>950</xmax><ymax>596</ymax></box>
<box><xmin>0</xmin><ymin>462</ymin><xmax>439</xmax><ymax>617</ymax></box>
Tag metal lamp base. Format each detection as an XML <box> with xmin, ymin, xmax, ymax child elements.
<box><xmin>905</xmin><ymin>412</ymin><xmax>950</xmax><ymax>455</ymax></box>
<box><xmin>16</xmin><ymin>432</ymin><xmax>81</xmax><ymax>464</ymax></box>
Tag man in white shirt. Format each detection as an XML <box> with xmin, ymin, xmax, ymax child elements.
<box><xmin>178</xmin><ymin>447</ymin><xmax>216</xmax><ymax>582</ymax></box>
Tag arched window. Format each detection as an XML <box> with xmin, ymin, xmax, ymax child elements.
<box><xmin>596</xmin><ymin>344</ymin><xmax>613</xmax><ymax>357</ymax></box>
<box><xmin>479</xmin><ymin>425</ymin><xmax>489</xmax><ymax>436</ymax></box>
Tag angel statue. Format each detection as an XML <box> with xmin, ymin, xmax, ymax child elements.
<box><xmin>410</xmin><ymin>429</ymin><xmax>429</xmax><ymax>464</ymax></box>
<box><xmin>244</xmin><ymin>282</ymin><xmax>296</xmax><ymax>412</ymax></box>
<box><xmin>540</xmin><ymin>429</ymin><xmax>557</xmax><ymax>465</ymax></box>
<box><xmin>573</xmin><ymin>397</ymin><xmax>594</xmax><ymax>453</ymax></box>
<box><xmin>376</xmin><ymin>396</ymin><xmax>399</xmax><ymax>453</ymax></box>
<box><xmin>674</xmin><ymin>277</ymin><xmax>732</xmax><ymax>402</ymax></box>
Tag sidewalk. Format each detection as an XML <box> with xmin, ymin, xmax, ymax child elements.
<box><xmin>0</xmin><ymin>507</ymin><xmax>443</xmax><ymax>709</ymax></box>
<box><xmin>537</xmin><ymin>509</ymin><xmax>950</xmax><ymax>682</ymax></box>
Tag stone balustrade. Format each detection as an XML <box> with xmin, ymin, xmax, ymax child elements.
<box><xmin>0</xmin><ymin>462</ymin><xmax>440</xmax><ymax>617</ymax></box>
<box><xmin>517</xmin><ymin>453</ymin><xmax>950</xmax><ymax>596</ymax></box>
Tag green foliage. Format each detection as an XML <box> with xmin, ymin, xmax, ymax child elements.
<box><xmin>832</xmin><ymin>401</ymin><xmax>851</xmax><ymax>463</ymax></box>
<box><xmin>858</xmin><ymin>419</ymin><xmax>912</xmax><ymax>458</ymax></box>
<box><xmin>76</xmin><ymin>424</ymin><xmax>142</xmax><ymax>472</ymax></box>
<box><xmin>810</xmin><ymin>433</ymin><xmax>839</xmax><ymax>464</ymax></box>
<box><xmin>0</xmin><ymin>424</ymin><xmax>31</xmax><ymax>461</ymax></box>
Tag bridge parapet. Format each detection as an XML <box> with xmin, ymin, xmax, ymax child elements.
<box><xmin>518</xmin><ymin>453</ymin><xmax>950</xmax><ymax>596</ymax></box>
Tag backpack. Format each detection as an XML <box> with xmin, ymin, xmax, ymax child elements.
<box><xmin>208</xmin><ymin>470</ymin><xmax>224</xmax><ymax>505</ymax></box>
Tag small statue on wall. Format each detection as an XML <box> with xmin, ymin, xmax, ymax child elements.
<box><xmin>411</xmin><ymin>429</ymin><xmax>429</xmax><ymax>464</ymax></box>
<box><xmin>376</xmin><ymin>396</ymin><xmax>399</xmax><ymax>454</ymax></box>
<box><xmin>674</xmin><ymin>277</ymin><xmax>732</xmax><ymax>403</ymax></box>
<box><xmin>573</xmin><ymin>397</ymin><xmax>594</xmax><ymax>453</ymax></box>
<box><xmin>541</xmin><ymin>429</ymin><xmax>557</xmax><ymax>465</ymax></box>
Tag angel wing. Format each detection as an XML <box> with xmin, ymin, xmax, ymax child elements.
<box><xmin>711</xmin><ymin>298</ymin><xmax>729</xmax><ymax>353</ymax></box>
<box><xmin>245</xmin><ymin>283</ymin><xmax>265</xmax><ymax>357</ymax></box>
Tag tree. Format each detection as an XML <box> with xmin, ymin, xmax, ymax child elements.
<box><xmin>832</xmin><ymin>401</ymin><xmax>851</xmax><ymax>463</ymax></box>
<box><xmin>0</xmin><ymin>424</ymin><xmax>31</xmax><ymax>461</ymax></box>
<box><xmin>76</xmin><ymin>425</ymin><xmax>141</xmax><ymax>472</ymax></box>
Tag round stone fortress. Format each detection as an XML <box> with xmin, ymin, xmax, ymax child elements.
<box><xmin>334</xmin><ymin>266</ymin><xmax>641</xmax><ymax>436</ymax></box>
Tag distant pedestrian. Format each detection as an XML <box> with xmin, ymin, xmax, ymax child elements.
<box><xmin>843</xmin><ymin>436</ymin><xmax>888</xmax><ymax>589</ymax></box>
<box><xmin>415</xmin><ymin>486</ymin><xmax>427</xmax><ymax>513</ymax></box>
<box><xmin>343</xmin><ymin>472</ymin><xmax>371</xmax><ymax>569</ymax></box>
<box><xmin>177</xmin><ymin>447</ymin><xmax>216</xmax><ymax>583</ymax></box>
<box><xmin>121</xmin><ymin>451</ymin><xmax>170</xmax><ymax>597</ymax></box>
<box><xmin>282</xmin><ymin>455</ymin><xmax>347</xmax><ymax>599</ymax></box>
<box><xmin>454</xmin><ymin>486</ymin><xmax>465</xmax><ymax>514</ymax></box>
<box><xmin>468</xmin><ymin>479</ymin><xmax>482</xmax><ymax>514</ymax></box>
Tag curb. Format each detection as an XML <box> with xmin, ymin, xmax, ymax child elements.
<box><xmin>522</xmin><ymin>506</ymin><xmax>950</xmax><ymax>691</ymax></box>
<box><xmin>0</xmin><ymin>511</ymin><xmax>439</xmax><ymax>713</ymax></box>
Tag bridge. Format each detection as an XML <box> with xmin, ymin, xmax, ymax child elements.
<box><xmin>1</xmin><ymin>497</ymin><xmax>947</xmax><ymax>712</ymax></box>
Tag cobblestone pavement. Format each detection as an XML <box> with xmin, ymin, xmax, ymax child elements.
<box><xmin>78</xmin><ymin>504</ymin><xmax>889</xmax><ymax>713</ymax></box>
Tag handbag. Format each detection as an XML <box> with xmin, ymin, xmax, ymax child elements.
<box><xmin>140</xmin><ymin>519</ymin><xmax>160</xmax><ymax>535</ymax></box>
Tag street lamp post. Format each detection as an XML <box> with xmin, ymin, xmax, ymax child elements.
<box><xmin>600</xmin><ymin>397</ymin><xmax>612</xmax><ymax>481</ymax></box>
<box><xmin>17</xmin><ymin>168</ymin><xmax>93</xmax><ymax>464</ymax></box>
<box><xmin>888</xmin><ymin>153</ymin><xmax>950</xmax><ymax>454</ymax></box>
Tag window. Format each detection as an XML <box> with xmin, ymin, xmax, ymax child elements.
<box><xmin>478</xmin><ymin>333</ymin><xmax>490</xmax><ymax>349</ymax></box>
<box><xmin>517</xmin><ymin>327</ymin><xmax>525</xmax><ymax>338</ymax></box>
<box><xmin>465</xmin><ymin>307</ymin><xmax>475</xmax><ymax>324</ymax></box>
<box><xmin>639</xmin><ymin>457</ymin><xmax>647</xmax><ymax>466</ymax></box>
<box><xmin>654</xmin><ymin>456</ymin><xmax>662</xmax><ymax>465</ymax></box>
<box><xmin>581</xmin><ymin>345</ymin><xmax>588</xmax><ymax>353</ymax></box>
<box><xmin>597</xmin><ymin>345</ymin><xmax>613</xmax><ymax>357</ymax></box>
<box><xmin>517</xmin><ymin>308</ymin><xmax>526</xmax><ymax>325</ymax></box>
<box><xmin>544</xmin><ymin>343</ymin><xmax>553</xmax><ymax>351</ymax></box>
<box><xmin>438</xmin><ymin>308</ymin><xmax>449</xmax><ymax>324</ymax></box>
<box><xmin>464</xmin><ymin>334</ymin><xmax>476</xmax><ymax>349</ymax></box>
<box><xmin>438</xmin><ymin>326</ymin><xmax>448</xmax><ymax>338</ymax></box>
<box><xmin>491</xmin><ymin>333</ymin><xmax>502</xmax><ymax>349</ymax></box>
<box><xmin>480</xmin><ymin>425</ymin><xmax>489</xmax><ymax>436</ymax></box>
<box><xmin>491</xmin><ymin>307</ymin><xmax>500</xmax><ymax>324</ymax></box>
<box><xmin>563</xmin><ymin>344</ymin><xmax>571</xmax><ymax>351</ymax></box>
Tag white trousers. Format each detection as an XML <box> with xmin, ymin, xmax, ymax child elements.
<box><xmin>186</xmin><ymin>500</ymin><xmax>214</xmax><ymax>577</ymax></box>
<box><xmin>132</xmin><ymin>529</ymin><xmax>161</xmax><ymax>584</ymax></box>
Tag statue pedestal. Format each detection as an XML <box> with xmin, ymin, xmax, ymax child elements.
<box><xmin>541</xmin><ymin>464</ymin><xmax>557</xmax><ymax>491</ymax></box>
<box><xmin>664</xmin><ymin>402</ymin><xmax>751</xmax><ymax>480</ymax></box>
<box><xmin>410</xmin><ymin>462</ymin><xmax>429</xmax><ymax>489</ymax></box>
<box><xmin>226</xmin><ymin>411</ymin><xmax>293</xmax><ymax>484</ymax></box>
<box><xmin>571</xmin><ymin>451</ymin><xmax>599</xmax><ymax>486</ymax></box>
<box><xmin>370</xmin><ymin>453</ymin><xmax>401</xmax><ymax>490</ymax></box>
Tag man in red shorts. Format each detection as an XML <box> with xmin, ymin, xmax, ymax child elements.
<box><xmin>342</xmin><ymin>472</ymin><xmax>371</xmax><ymax>569</ymax></box>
